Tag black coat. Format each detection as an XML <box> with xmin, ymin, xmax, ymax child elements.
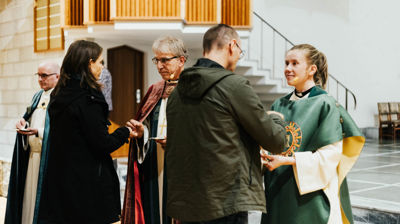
<box><xmin>39</xmin><ymin>78</ymin><xmax>129</xmax><ymax>224</ymax></box>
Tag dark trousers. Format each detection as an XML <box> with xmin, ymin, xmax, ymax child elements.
<box><xmin>181</xmin><ymin>212</ymin><xmax>248</xmax><ymax>224</ymax></box>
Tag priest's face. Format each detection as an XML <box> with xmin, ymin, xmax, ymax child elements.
<box><xmin>37</xmin><ymin>64</ymin><xmax>60</xmax><ymax>91</ymax></box>
<box><xmin>153</xmin><ymin>51</ymin><xmax>185</xmax><ymax>81</ymax></box>
<box><xmin>284</xmin><ymin>49</ymin><xmax>316</xmax><ymax>90</ymax></box>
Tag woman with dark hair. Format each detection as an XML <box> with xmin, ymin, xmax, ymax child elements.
<box><xmin>39</xmin><ymin>40</ymin><xmax>133</xmax><ymax>223</ymax></box>
<box><xmin>260</xmin><ymin>44</ymin><xmax>364</xmax><ymax>224</ymax></box>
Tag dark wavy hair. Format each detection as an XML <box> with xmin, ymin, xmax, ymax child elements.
<box><xmin>53</xmin><ymin>40</ymin><xmax>102</xmax><ymax>95</ymax></box>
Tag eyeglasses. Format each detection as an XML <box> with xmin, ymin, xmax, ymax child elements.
<box><xmin>235</xmin><ymin>42</ymin><xmax>245</xmax><ymax>59</ymax></box>
<box><xmin>35</xmin><ymin>73</ymin><xmax>57</xmax><ymax>79</ymax></box>
<box><xmin>152</xmin><ymin>56</ymin><xmax>179</xmax><ymax>65</ymax></box>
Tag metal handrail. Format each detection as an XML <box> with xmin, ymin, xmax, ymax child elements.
<box><xmin>253</xmin><ymin>11</ymin><xmax>357</xmax><ymax>110</ymax></box>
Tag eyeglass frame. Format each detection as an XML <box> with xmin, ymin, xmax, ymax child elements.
<box><xmin>235</xmin><ymin>42</ymin><xmax>245</xmax><ymax>60</ymax></box>
<box><xmin>35</xmin><ymin>73</ymin><xmax>58</xmax><ymax>79</ymax></box>
<box><xmin>152</xmin><ymin>56</ymin><xmax>180</xmax><ymax>65</ymax></box>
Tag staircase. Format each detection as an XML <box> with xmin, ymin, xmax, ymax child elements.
<box><xmin>235</xmin><ymin>12</ymin><xmax>357</xmax><ymax>110</ymax></box>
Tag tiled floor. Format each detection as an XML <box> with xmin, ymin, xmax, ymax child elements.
<box><xmin>0</xmin><ymin>139</ymin><xmax>399</xmax><ymax>223</ymax></box>
<box><xmin>348</xmin><ymin>139</ymin><xmax>400</xmax><ymax>213</ymax></box>
<box><xmin>349</xmin><ymin>139</ymin><xmax>400</xmax><ymax>223</ymax></box>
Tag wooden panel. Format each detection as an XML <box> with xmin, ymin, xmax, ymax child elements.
<box><xmin>36</xmin><ymin>19</ymin><xmax>47</xmax><ymax>27</ymax></box>
<box><xmin>36</xmin><ymin>8</ymin><xmax>48</xmax><ymax>18</ymax></box>
<box><xmin>115</xmin><ymin>0</ymin><xmax>180</xmax><ymax>19</ymax></box>
<box><xmin>185</xmin><ymin>0</ymin><xmax>217</xmax><ymax>24</ymax></box>
<box><xmin>67</xmin><ymin>0</ymin><xmax>83</xmax><ymax>25</ymax></box>
<box><xmin>49</xmin><ymin>16</ymin><xmax>60</xmax><ymax>25</ymax></box>
<box><xmin>50</xmin><ymin>37</ymin><xmax>62</xmax><ymax>48</ymax></box>
<box><xmin>36</xmin><ymin>39</ymin><xmax>48</xmax><ymax>51</ymax></box>
<box><xmin>36</xmin><ymin>29</ymin><xmax>48</xmax><ymax>38</ymax></box>
<box><xmin>221</xmin><ymin>0</ymin><xmax>251</xmax><ymax>27</ymax></box>
<box><xmin>94</xmin><ymin>0</ymin><xmax>110</xmax><ymax>22</ymax></box>
<box><xmin>50</xmin><ymin>27</ymin><xmax>61</xmax><ymax>36</ymax></box>
<box><xmin>49</xmin><ymin>4</ymin><xmax>60</xmax><ymax>14</ymax></box>
<box><xmin>34</xmin><ymin>0</ymin><xmax>64</xmax><ymax>52</ymax></box>
<box><xmin>37</xmin><ymin>0</ymin><xmax>47</xmax><ymax>6</ymax></box>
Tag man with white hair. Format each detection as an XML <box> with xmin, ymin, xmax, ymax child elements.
<box><xmin>123</xmin><ymin>36</ymin><xmax>187</xmax><ymax>224</ymax></box>
<box><xmin>5</xmin><ymin>62</ymin><xmax>60</xmax><ymax>224</ymax></box>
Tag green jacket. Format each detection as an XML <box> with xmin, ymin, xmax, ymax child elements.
<box><xmin>166</xmin><ymin>59</ymin><xmax>286</xmax><ymax>222</ymax></box>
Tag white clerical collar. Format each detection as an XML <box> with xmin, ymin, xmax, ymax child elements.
<box><xmin>289</xmin><ymin>92</ymin><xmax>310</xmax><ymax>101</ymax></box>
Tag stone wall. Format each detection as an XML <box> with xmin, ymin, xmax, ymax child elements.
<box><xmin>0</xmin><ymin>0</ymin><xmax>64</xmax><ymax>196</ymax></box>
<box><xmin>0</xmin><ymin>160</ymin><xmax>11</xmax><ymax>196</ymax></box>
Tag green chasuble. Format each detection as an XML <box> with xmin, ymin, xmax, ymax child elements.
<box><xmin>262</xmin><ymin>87</ymin><xmax>364</xmax><ymax>224</ymax></box>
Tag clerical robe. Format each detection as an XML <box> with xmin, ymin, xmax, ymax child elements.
<box><xmin>262</xmin><ymin>86</ymin><xmax>364</xmax><ymax>224</ymax></box>
<box><xmin>122</xmin><ymin>80</ymin><xmax>176</xmax><ymax>224</ymax></box>
<box><xmin>5</xmin><ymin>89</ymin><xmax>51</xmax><ymax>224</ymax></box>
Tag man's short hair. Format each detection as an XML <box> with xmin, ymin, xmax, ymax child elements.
<box><xmin>203</xmin><ymin>24</ymin><xmax>239</xmax><ymax>54</ymax></box>
<box><xmin>152</xmin><ymin>35</ymin><xmax>188</xmax><ymax>59</ymax></box>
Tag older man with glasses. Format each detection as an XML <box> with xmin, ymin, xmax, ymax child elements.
<box><xmin>122</xmin><ymin>35</ymin><xmax>187</xmax><ymax>224</ymax></box>
<box><xmin>5</xmin><ymin>62</ymin><xmax>60</xmax><ymax>224</ymax></box>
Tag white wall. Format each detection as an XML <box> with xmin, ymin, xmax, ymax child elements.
<box><xmin>253</xmin><ymin>0</ymin><xmax>400</xmax><ymax>128</ymax></box>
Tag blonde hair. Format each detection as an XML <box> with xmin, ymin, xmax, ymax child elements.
<box><xmin>289</xmin><ymin>44</ymin><xmax>328</xmax><ymax>89</ymax></box>
<box><xmin>152</xmin><ymin>35</ymin><xmax>188</xmax><ymax>60</ymax></box>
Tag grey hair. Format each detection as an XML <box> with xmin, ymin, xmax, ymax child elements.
<box><xmin>152</xmin><ymin>35</ymin><xmax>188</xmax><ymax>59</ymax></box>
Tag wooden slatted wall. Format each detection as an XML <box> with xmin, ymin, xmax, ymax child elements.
<box><xmin>34</xmin><ymin>0</ymin><xmax>64</xmax><ymax>52</ymax></box>
<box><xmin>95</xmin><ymin>0</ymin><xmax>110</xmax><ymax>22</ymax></box>
<box><xmin>221</xmin><ymin>0</ymin><xmax>251</xmax><ymax>27</ymax></box>
<box><xmin>185</xmin><ymin>0</ymin><xmax>217</xmax><ymax>24</ymax></box>
<box><xmin>68</xmin><ymin>0</ymin><xmax>84</xmax><ymax>25</ymax></box>
<box><xmin>115</xmin><ymin>0</ymin><xmax>180</xmax><ymax>19</ymax></box>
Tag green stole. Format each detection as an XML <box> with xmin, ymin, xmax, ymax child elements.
<box><xmin>262</xmin><ymin>87</ymin><xmax>364</xmax><ymax>224</ymax></box>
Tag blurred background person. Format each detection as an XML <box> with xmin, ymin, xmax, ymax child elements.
<box><xmin>5</xmin><ymin>62</ymin><xmax>60</xmax><ymax>224</ymax></box>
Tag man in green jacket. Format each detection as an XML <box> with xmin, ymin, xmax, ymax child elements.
<box><xmin>165</xmin><ymin>24</ymin><xmax>287</xmax><ymax>223</ymax></box>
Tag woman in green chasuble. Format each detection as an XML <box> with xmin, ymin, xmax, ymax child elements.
<box><xmin>261</xmin><ymin>44</ymin><xmax>364</xmax><ymax>224</ymax></box>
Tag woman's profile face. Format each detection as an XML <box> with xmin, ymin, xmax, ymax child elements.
<box><xmin>89</xmin><ymin>53</ymin><xmax>104</xmax><ymax>80</ymax></box>
<box><xmin>284</xmin><ymin>49</ymin><xmax>313</xmax><ymax>88</ymax></box>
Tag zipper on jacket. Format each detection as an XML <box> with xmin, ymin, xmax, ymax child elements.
<box><xmin>249</xmin><ymin>153</ymin><xmax>254</xmax><ymax>185</ymax></box>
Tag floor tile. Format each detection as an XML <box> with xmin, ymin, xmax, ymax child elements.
<box><xmin>353</xmin><ymin>186</ymin><xmax>400</xmax><ymax>204</ymax></box>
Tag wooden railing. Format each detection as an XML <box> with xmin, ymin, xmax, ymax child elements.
<box><xmin>111</xmin><ymin>0</ymin><xmax>181</xmax><ymax>20</ymax></box>
<box><xmin>63</xmin><ymin>0</ymin><xmax>251</xmax><ymax>27</ymax></box>
<box><xmin>85</xmin><ymin>0</ymin><xmax>110</xmax><ymax>24</ymax></box>
<box><xmin>185</xmin><ymin>0</ymin><xmax>218</xmax><ymax>24</ymax></box>
<box><xmin>95</xmin><ymin>0</ymin><xmax>110</xmax><ymax>22</ymax></box>
<box><xmin>63</xmin><ymin>0</ymin><xmax>84</xmax><ymax>26</ymax></box>
<box><xmin>221</xmin><ymin>0</ymin><xmax>251</xmax><ymax>27</ymax></box>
